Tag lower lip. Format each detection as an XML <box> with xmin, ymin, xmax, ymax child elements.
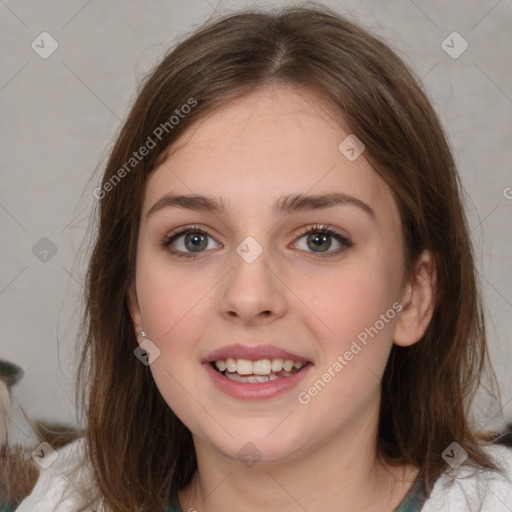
<box><xmin>203</xmin><ymin>362</ymin><xmax>312</xmax><ymax>400</ymax></box>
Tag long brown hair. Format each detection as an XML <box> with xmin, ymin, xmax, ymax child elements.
<box><xmin>76</xmin><ymin>3</ymin><xmax>507</xmax><ymax>511</ymax></box>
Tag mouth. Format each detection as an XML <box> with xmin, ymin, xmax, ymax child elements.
<box><xmin>210</xmin><ymin>357</ymin><xmax>310</xmax><ymax>383</ymax></box>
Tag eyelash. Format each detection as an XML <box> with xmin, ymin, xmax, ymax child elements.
<box><xmin>161</xmin><ymin>223</ymin><xmax>353</xmax><ymax>259</ymax></box>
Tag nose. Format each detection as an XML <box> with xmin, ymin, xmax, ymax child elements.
<box><xmin>219</xmin><ymin>241</ymin><xmax>287</xmax><ymax>326</ymax></box>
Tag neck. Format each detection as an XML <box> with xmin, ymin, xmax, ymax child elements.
<box><xmin>177</xmin><ymin>396</ymin><xmax>417</xmax><ymax>512</ymax></box>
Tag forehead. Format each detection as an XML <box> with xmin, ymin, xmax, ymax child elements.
<box><xmin>144</xmin><ymin>85</ymin><xmax>398</xmax><ymax>227</ymax></box>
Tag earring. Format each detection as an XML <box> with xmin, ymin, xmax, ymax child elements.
<box><xmin>138</xmin><ymin>330</ymin><xmax>146</xmax><ymax>337</ymax></box>
<box><xmin>411</xmin><ymin>299</ymin><xmax>417</xmax><ymax>306</ymax></box>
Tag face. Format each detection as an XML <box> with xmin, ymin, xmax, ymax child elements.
<box><xmin>129</xmin><ymin>84</ymin><xmax>417</xmax><ymax>465</ymax></box>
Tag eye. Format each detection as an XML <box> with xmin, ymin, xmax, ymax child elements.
<box><xmin>293</xmin><ymin>224</ymin><xmax>353</xmax><ymax>257</ymax></box>
<box><xmin>161</xmin><ymin>225</ymin><xmax>221</xmax><ymax>258</ymax></box>
<box><xmin>161</xmin><ymin>223</ymin><xmax>353</xmax><ymax>259</ymax></box>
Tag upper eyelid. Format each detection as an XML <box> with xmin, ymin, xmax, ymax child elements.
<box><xmin>164</xmin><ymin>223</ymin><xmax>347</xmax><ymax>239</ymax></box>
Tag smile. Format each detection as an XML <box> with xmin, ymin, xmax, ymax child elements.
<box><xmin>212</xmin><ymin>358</ymin><xmax>307</xmax><ymax>383</ymax></box>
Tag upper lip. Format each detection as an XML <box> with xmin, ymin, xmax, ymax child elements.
<box><xmin>204</xmin><ymin>343</ymin><xmax>311</xmax><ymax>363</ymax></box>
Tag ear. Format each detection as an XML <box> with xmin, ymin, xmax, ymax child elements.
<box><xmin>393</xmin><ymin>249</ymin><xmax>437</xmax><ymax>347</ymax></box>
<box><xmin>127</xmin><ymin>285</ymin><xmax>143</xmax><ymax>336</ymax></box>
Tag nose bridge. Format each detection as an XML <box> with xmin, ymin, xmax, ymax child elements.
<box><xmin>219</xmin><ymin>233</ymin><xmax>286</xmax><ymax>322</ymax></box>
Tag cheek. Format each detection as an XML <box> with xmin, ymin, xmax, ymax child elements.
<box><xmin>135</xmin><ymin>263</ymin><xmax>211</xmax><ymax>424</ymax></box>
<box><xmin>135</xmin><ymin>248</ymin><xmax>209</xmax><ymax>342</ymax></box>
<box><xmin>301</xmin><ymin>259</ymin><xmax>401</xmax><ymax>375</ymax></box>
<box><xmin>138</xmin><ymin>289</ymin><xmax>211</xmax><ymax>375</ymax></box>
<box><xmin>134</xmin><ymin>256</ymin><xmax>219</xmax><ymax>415</ymax></box>
<box><xmin>295</xmin><ymin>269</ymin><xmax>399</xmax><ymax>421</ymax></box>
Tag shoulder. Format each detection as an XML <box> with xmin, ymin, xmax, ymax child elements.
<box><xmin>422</xmin><ymin>443</ymin><xmax>512</xmax><ymax>512</ymax></box>
<box><xmin>15</xmin><ymin>437</ymin><xmax>102</xmax><ymax>512</ymax></box>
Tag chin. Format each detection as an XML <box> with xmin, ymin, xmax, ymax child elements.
<box><xmin>199</xmin><ymin>426</ymin><xmax>307</xmax><ymax>467</ymax></box>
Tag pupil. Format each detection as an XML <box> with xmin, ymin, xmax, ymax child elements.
<box><xmin>185</xmin><ymin>232</ymin><xmax>207</xmax><ymax>252</ymax></box>
<box><xmin>308</xmin><ymin>233</ymin><xmax>331</xmax><ymax>252</ymax></box>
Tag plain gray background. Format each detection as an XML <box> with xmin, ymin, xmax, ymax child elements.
<box><xmin>1</xmin><ymin>0</ymin><xmax>511</xmax><ymax>441</ymax></box>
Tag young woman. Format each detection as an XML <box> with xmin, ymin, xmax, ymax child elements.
<box><xmin>14</xmin><ymin>4</ymin><xmax>512</xmax><ymax>511</ymax></box>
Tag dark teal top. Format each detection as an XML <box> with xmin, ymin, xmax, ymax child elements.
<box><xmin>166</xmin><ymin>478</ymin><xmax>426</xmax><ymax>512</ymax></box>
<box><xmin>394</xmin><ymin>478</ymin><xmax>427</xmax><ymax>511</ymax></box>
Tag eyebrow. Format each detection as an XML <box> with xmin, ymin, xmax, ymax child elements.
<box><xmin>147</xmin><ymin>192</ymin><xmax>375</xmax><ymax>220</ymax></box>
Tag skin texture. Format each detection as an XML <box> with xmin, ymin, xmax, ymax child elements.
<box><xmin>128</xmin><ymin>84</ymin><xmax>436</xmax><ymax>512</ymax></box>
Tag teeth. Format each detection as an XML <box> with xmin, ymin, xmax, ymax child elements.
<box><xmin>236</xmin><ymin>358</ymin><xmax>253</xmax><ymax>375</ymax></box>
<box><xmin>226</xmin><ymin>358</ymin><xmax>237</xmax><ymax>373</ymax></box>
<box><xmin>224</xmin><ymin>369</ymin><xmax>297</xmax><ymax>383</ymax></box>
<box><xmin>214</xmin><ymin>357</ymin><xmax>307</xmax><ymax>378</ymax></box>
<box><xmin>283</xmin><ymin>360</ymin><xmax>294</xmax><ymax>372</ymax></box>
<box><xmin>253</xmin><ymin>359</ymin><xmax>271</xmax><ymax>375</ymax></box>
<box><xmin>271</xmin><ymin>359</ymin><xmax>283</xmax><ymax>372</ymax></box>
